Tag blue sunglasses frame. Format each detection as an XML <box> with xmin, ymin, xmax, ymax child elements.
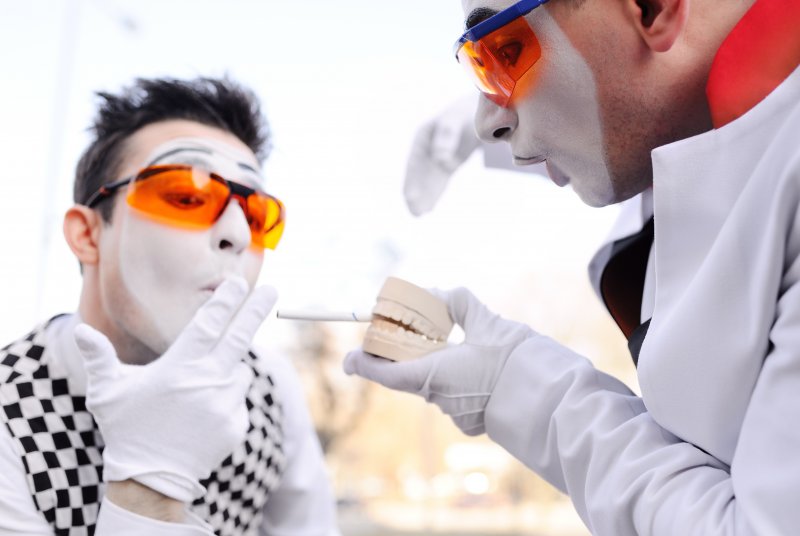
<box><xmin>453</xmin><ymin>0</ymin><xmax>551</xmax><ymax>58</ymax></box>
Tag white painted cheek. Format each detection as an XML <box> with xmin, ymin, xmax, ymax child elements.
<box><xmin>242</xmin><ymin>249</ymin><xmax>264</xmax><ymax>288</ymax></box>
<box><xmin>117</xmin><ymin>209</ymin><xmax>213</xmax><ymax>350</ymax></box>
<box><xmin>518</xmin><ymin>12</ymin><xmax>615</xmax><ymax>206</ymax></box>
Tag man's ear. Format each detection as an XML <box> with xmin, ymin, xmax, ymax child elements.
<box><xmin>63</xmin><ymin>205</ymin><xmax>103</xmax><ymax>265</ymax></box>
<box><xmin>626</xmin><ymin>0</ymin><xmax>688</xmax><ymax>52</ymax></box>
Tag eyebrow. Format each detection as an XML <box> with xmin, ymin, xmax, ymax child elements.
<box><xmin>466</xmin><ymin>7</ymin><xmax>499</xmax><ymax>29</ymax></box>
<box><xmin>238</xmin><ymin>162</ymin><xmax>258</xmax><ymax>173</ymax></box>
<box><xmin>148</xmin><ymin>146</ymin><xmax>259</xmax><ymax>175</ymax></box>
<box><xmin>147</xmin><ymin>146</ymin><xmax>212</xmax><ymax>166</ymax></box>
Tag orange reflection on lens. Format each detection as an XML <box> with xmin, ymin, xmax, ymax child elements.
<box><xmin>247</xmin><ymin>193</ymin><xmax>285</xmax><ymax>250</ymax></box>
<box><xmin>125</xmin><ymin>165</ymin><xmax>286</xmax><ymax>250</ymax></box>
<box><xmin>127</xmin><ymin>166</ymin><xmax>229</xmax><ymax>229</ymax></box>
<box><xmin>457</xmin><ymin>16</ymin><xmax>542</xmax><ymax>107</ymax></box>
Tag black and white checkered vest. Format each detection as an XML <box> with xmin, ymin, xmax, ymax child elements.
<box><xmin>0</xmin><ymin>317</ymin><xmax>286</xmax><ymax>536</ymax></box>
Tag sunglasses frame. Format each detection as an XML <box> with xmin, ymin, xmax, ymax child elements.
<box><xmin>84</xmin><ymin>164</ymin><xmax>285</xmax><ymax>249</ymax></box>
<box><xmin>453</xmin><ymin>0</ymin><xmax>551</xmax><ymax>104</ymax></box>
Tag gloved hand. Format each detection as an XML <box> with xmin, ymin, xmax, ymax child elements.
<box><xmin>74</xmin><ymin>277</ymin><xmax>277</xmax><ymax>503</ymax></box>
<box><xmin>344</xmin><ymin>286</ymin><xmax>536</xmax><ymax>435</ymax></box>
<box><xmin>404</xmin><ymin>94</ymin><xmax>481</xmax><ymax>216</ymax></box>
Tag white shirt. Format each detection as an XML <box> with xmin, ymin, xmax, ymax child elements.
<box><xmin>483</xmin><ymin>66</ymin><xmax>800</xmax><ymax>535</ymax></box>
<box><xmin>0</xmin><ymin>314</ymin><xmax>340</xmax><ymax>535</ymax></box>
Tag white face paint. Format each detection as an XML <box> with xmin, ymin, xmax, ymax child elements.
<box><xmin>465</xmin><ymin>0</ymin><xmax>616</xmax><ymax>207</ymax></box>
<box><xmin>106</xmin><ymin>133</ymin><xmax>265</xmax><ymax>356</ymax></box>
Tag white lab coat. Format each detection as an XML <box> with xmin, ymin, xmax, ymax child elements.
<box><xmin>483</xmin><ymin>66</ymin><xmax>800</xmax><ymax>535</ymax></box>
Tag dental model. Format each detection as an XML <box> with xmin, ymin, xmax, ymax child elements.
<box><xmin>362</xmin><ymin>276</ymin><xmax>453</xmax><ymax>362</ymax></box>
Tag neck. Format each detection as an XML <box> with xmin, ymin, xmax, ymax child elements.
<box><xmin>78</xmin><ymin>274</ymin><xmax>159</xmax><ymax>365</ymax></box>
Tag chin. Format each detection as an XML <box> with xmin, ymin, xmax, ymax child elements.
<box><xmin>571</xmin><ymin>171</ymin><xmax>646</xmax><ymax>207</ymax></box>
<box><xmin>362</xmin><ymin>277</ymin><xmax>453</xmax><ymax>362</ymax></box>
<box><xmin>572</xmin><ymin>184</ymin><xmax>618</xmax><ymax>208</ymax></box>
<box><xmin>145</xmin><ymin>302</ymin><xmax>204</xmax><ymax>354</ymax></box>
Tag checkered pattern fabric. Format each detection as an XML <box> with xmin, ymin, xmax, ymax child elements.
<box><xmin>0</xmin><ymin>318</ymin><xmax>286</xmax><ymax>536</ymax></box>
<box><xmin>191</xmin><ymin>350</ymin><xmax>286</xmax><ymax>535</ymax></box>
<box><xmin>0</xmin><ymin>318</ymin><xmax>103</xmax><ymax>536</ymax></box>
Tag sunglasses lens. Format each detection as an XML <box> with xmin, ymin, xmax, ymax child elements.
<box><xmin>457</xmin><ymin>16</ymin><xmax>542</xmax><ymax>106</ymax></box>
<box><xmin>247</xmin><ymin>194</ymin><xmax>285</xmax><ymax>250</ymax></box>
<box><xmin>127</xmin><ymin>166</ymin><xmax>229</xmax><ymax>228</ymax></box>
<box><xmin>126</xmin><ymin>165</ymin><xmax>285</xmax><ymax>250</ymax></box>
<box><xmin>458</xmin><ymin>41</ymin><xmax>515</xmax><ymax>105</ymax></box>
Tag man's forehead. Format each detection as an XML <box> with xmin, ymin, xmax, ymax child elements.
<box><xmin>144</xmin><ymin>137</ymin><xmax>261</xmax><ymax>180</ymax></box>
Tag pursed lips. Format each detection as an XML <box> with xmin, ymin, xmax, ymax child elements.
<box><xmin>201</xmin><ymin>280</ymin><xmax>224</xmax><ymax>294</ymax></box>
<box><xmin>513</xmin><ymin>154</ymin><xmax>547</xmax><ymax>165</ymax></box>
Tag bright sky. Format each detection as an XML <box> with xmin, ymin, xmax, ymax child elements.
<box><xmin>0</xmin><ymin>0</ymin><xmax>622</xmax><ymax>351</ymax></box>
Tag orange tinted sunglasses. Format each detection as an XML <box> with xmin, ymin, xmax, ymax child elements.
<box><xmin>85</xmin><ymin>164</ymin><xmax>285</xmax><ymax>250</ymax></box>
<box><xmin>454</xmin><ymin>0</ymin><xmax>549</xmax><ymax>107</ymax></box>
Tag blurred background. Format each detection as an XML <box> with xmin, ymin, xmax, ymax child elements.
<box><xmin>0</xmin><ymin>1</ymin><xmax>639</xmax><ymax>534</ymax></box>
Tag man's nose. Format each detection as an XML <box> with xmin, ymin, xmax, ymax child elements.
<box><xmin>474</xmin><ymin>94</ymin><xmax>518</xmax><ymax>142</ymax></box>
<box><xmin>211</xmin><ymin>197</ymin><xmax>252</xmax><ymax>253</ymax></box>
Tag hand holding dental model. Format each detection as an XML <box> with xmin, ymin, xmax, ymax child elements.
<box><xmin>74</xmin><ymin>278</ymin><xmax>277</xmax><ymax>503</ymax></box>
<box><xmin>344</xmin><ymin>283</ymin><xmax>535</xmax><ymax>435</ymax></box>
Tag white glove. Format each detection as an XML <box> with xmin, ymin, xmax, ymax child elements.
<box><xmin>344</xmin><ymin>286</ymin><xmax>536</xmax><ymax>435</ymax></box>
<box><xmin>404</xmin><ymin>94</ymin><xmax>481</xmax><ymax>216</ymax></box>
<box><xmin>74</xmin><ymin>277</ymin><xmax>277</xmax><ymax>503</ymax></box>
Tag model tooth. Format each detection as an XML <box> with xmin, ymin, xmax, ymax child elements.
<box><xmin>399</xmin><ymin>311</ymin><xmax>414</xmax><ymax>326</ymax></box>
<box><xmin>409</xmin><ymin>315</ymin><xmax>434</xmax><ymax>338</ymax></box>
<box><xmin>371</xmin><ymin>303</ymin><xmax>389</xmax><ymax>319</ymax></box>
<box><xmin>372</xmin><ymin>299</ymin><xmax>398</xmax><ymax>318</ymax></box>
<box><xmin>374</xmin><ymin>318</ymin><xmax>396</xmax><ymax>333</ymax></box>
<box><xmin>381</xmin><ymin>303</ymin><xmax>400</xmax><ymax>321</ymax></box>
<box><xmin>386</xmin><ymin>302</ymin><xmax>408</xmax><ymax>322</ymax></box>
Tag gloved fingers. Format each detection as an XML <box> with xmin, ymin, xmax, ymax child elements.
<box><xmin>456</xmin><ymin>420</ymin><xmax>486</xmax><ymax>437</ymax></box>
<box><xmin>440</xmin><ymin>286</ymin><xmax>533</xmax><ymax>345</ymax></box>
<box><xmin>231</xmin><ymin>360</ymin><xmax>255</xmax><ymax>396</ymax></box>
<box><xmin>343</xmin><ymin>349</ymin><xmax>434</xmax><ymax>393</ymax></box>
<box><xmin>228</xmin><ymin>362</ymin><xmax>254</xmax><ymax>439</ymax></box>
<box><xmin>170</xmin><ymin>276</ymin><xmax>250</xmax><ymax>358</ymax></box>
<box><xmin>430</xmin><ymin>93</ymin><xmax>480</xmax><ymax>166</ymax></box>
<box><xmin>428</xmin><ymin>390</ymin><xmax>489</xmax><ymax>436</ymax></box>
<box><xmin>424</xmin><ymin>287</ymin><xmax>448</xmax><ymax>302</ymax></box>
<box><xmin>214</xmin><ymin>285</ymin><xmax>278</xmax><ymax>366</ymax></box>
<box><xmin>427</xmin><ymin>285</ymin><xmax>496</xmax><ymax>335</ymax></box>
<box><xmin>74</xmin><ymin>323</ymin><xmax>121</xmax><ymax>383</ymax></box>
<box><xmin>404</xmin><ymin>122</ymin><xmax>449</xmax><ymax>217</ymax></box>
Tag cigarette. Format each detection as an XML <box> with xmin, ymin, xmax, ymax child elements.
<box><xmin>276</xmin><ymin>309</ymin><xmax>373</xmax><ymax>322</ymax></box>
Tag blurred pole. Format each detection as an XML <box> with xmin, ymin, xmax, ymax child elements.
<box><xmin>35</xmin><ymin>0</ymin><xmax>139</xmax><ymax>319</ymax></box>
<box><xmin>34</xmin><ymin>0</ymin><xmax>81</xmax><ymax>319</ymax></box>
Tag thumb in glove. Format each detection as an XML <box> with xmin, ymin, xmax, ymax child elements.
<box><xmin>74</xmin><ymin>323</ymin><xmax>126</xmax><ymax>385</ymax></box>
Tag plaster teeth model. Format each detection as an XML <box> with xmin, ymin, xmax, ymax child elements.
<box><xmin>363</xmin><ymin>277</ymin><xmax>454</xmax><ymax>361</ymax></box>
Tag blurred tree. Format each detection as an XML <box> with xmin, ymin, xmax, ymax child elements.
<box><xmin>290</xmin><ymin>321</ymin><xmax>373</xmax><ymax>454</ymax></box>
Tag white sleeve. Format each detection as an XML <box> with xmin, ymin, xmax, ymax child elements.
<box><xmin>484</xmin><ymin>326</ymin><xmax>796</xmax><ymax>535</ymax></box>
<box><xmin>257</xmin><ymin>352</ymin><xmax>339</xmax><ymax>536</ymax></box>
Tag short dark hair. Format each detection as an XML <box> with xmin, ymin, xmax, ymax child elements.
<box><xmin>73</xmin><ymin>76</ymin><xmax>270</xmax><ymax>221</ymax></box>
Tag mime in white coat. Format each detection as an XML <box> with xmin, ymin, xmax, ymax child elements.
<box><xmin>344</xmin><ymin>0</ymin><xmax>800</xmax><ymax>533</ymax></box>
